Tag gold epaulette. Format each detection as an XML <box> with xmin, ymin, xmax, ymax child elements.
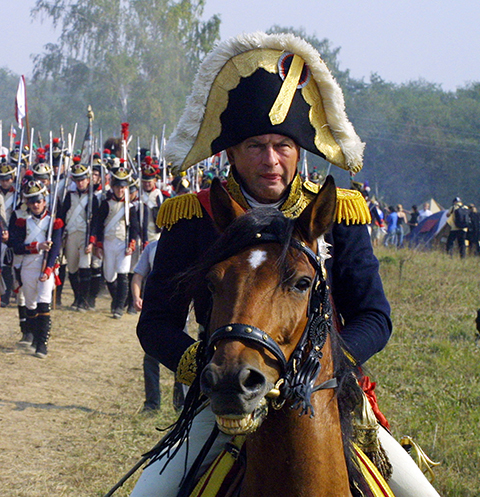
<box><xmin>335</xmin><ymin>188</ymin><xmax>371</xmax><ymax>225</ymax></box>
<box><xmin>176</xmin><ymin>341</ymin><xmax>201</xmax><ymax>386</ymax></box>
<box><xmin>156</xmin><ymin>193</ymin><xmax>203</xmax><ymax>230</ymax></box>
<box><xmin>303</xmin><ymin>182</ymin><xmax>371</xmax><ymax>225</ymax></box>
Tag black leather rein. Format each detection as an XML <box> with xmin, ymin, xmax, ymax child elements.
<box><xmin>207</xmin><ymin>232</ymin><xmax>338</xmax><ymax>417</ymax></box>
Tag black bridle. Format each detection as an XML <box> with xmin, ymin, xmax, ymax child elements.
<box><xmin>206</xmin><ymin>231</ymin><xmax>337</xmax><ymax>417</ymax></box>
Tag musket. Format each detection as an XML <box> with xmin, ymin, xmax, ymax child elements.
<box><xmin>121</xmin><ymin>123</ymin><xmax>130</xmax><ymax>253</ymax></box>
<box><xmin>41</xmin><ymin>142</ymin><xmax>63</xmax><ymax>276</ymax></box>
<box><xmin>49</xmin><ymin>132</ymin><xmax>54</xmax><ymax>212</ymax></box>
<box><xmin>37</xmin><ymin>130</ymin><xmax>43</xmax><ymax>149</ymax></box>
<box><xmin>159</xmin><ymin>125</ymin><xmax>166</xmax><ymax>186</ymax></box>
<box><xmin>137</xmin><ymin>137</ymin><xmax>144</xmax><ymax>246</ymax></box>
<box><xmin>28</xmin><ymin>127</ymin><xmax>34</xmax><ymax>168</ymax></box>
<box><xmin>85</xmin><ymin>106</ymin><xmax>95</xmax><ymax>249</ymax></box>
<box><xmin>99</xmin><ymin>129</ymin><xmax>106</xmax><ymax>202</ymax></box>
<box><xmin>12</xmin><ymin>126</ymin><xmax>25</xmax><ymax>210</ymax></box>
<box><xmin>9</xmin><ymin>124</ymin><xmax>14</xmax><ymax>153</ymax></box>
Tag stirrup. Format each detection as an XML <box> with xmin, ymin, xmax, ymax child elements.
<box><xmin>400</xmin><ymin>436</ymin><xmax>441</xmax><ymax>482</ymax></box>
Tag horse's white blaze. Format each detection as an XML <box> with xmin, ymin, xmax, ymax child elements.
<box><xmin>248</xmin><ymin>249</ymin><xmax>267</xmax><ymax>270</ymax></box>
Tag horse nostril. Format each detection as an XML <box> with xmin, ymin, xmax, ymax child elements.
<box><xmin>200</xmin><ymin>364</ymin><xmax>218</xmax><ymax>395</ymax></box>
<box><xmin>239</xmin><ymin>367</ymin><xmax>267</xmax><ymax>394</ymax></box>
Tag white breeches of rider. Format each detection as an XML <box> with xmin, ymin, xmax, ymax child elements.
<box><xmin>64</xmin><ymin>231</ymin><xmax>92</xmax><ymax>273</ymax></box>
<box><xmin>130</xmin><ymin>406</ymin><xmax>440</xmax><ymax>497</ymax></box>
<box><xmin>103</xmin><ymin>238</ymin><xmax>131</xmax><ymax>283</ymax></box>
<box><xmin>20</xmin><ymin>254</ymin><xmax>54</xmax><ymax>310</ymax></box>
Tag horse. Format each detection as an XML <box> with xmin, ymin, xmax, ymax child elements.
<box><xmin>172</xmin><ymin>176</ymin><xmax>366</xmax><ymax>497</ymax></box>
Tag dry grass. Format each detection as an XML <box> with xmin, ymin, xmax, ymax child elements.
<box><xmin>0</xmin><ymin>286</ymin><xmax>178</xmax><ymax>497</ymax></box>
<box><xmin>1</xmin><ymin>247</ymin><xmax>479</xmax><ymax>496</ymax></box>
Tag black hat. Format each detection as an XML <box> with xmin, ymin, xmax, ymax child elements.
<box><xmin>110</xmin><ymin>165</ymin><xmax>131</xmax><ymax>186</ymax></box>
<box><xmin>0</xmin><ymin>156</ymin><xmax>15</xmax><ymax>179</ymax></box>
<box><xmin>166</xmin><ymin>32</ymin><xmax>364</xmax><ymax>174</ymax></box>
<box><xmin>24</xmin><ymin>179</ymin><xmax>48</xmax><ymax>202</ymax></box>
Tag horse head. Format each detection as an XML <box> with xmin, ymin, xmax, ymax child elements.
<box><xmin>200</xmin><ymin>176</ymin><xmax>337</xmax><ymax>436</ymax></box>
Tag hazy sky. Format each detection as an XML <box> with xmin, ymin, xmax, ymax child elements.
<box><xmin>2</xmin><ymin>0</ymin><xmax>479</xmax><ymax>91</ymax></box>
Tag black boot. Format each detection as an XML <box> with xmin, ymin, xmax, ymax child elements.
<box><xmin>77</xmin><ymin>268</ymin><xmax>91</xmax><ymax>312</ymax></box>
<box><xmin>68</xmin><ymin>271</ymin><xmax>80</xmax><ymax>310</ymax></box>
<box><xmin>34</xmin><ymin>304</ymin><xmax>51</xmax><ymax>359</ymax></box>
<box><xmin>106</xmin><ymin>279</ymin><xmax>118</xmax><ymax>314</ymax></box>
<box><xmin>87</xmin><ymin>267</ymin><xmax>102</xmax><ymax>310</ymax></box>
<box><xmin>112</xmin><ymin>273</ymin><xmax>129</xmax><ymax>319</ymax></box>
<box><xmin>55</xmin><ymin>264</ymin><xmax>67</xmax><ymax>306</ymax></box>
<box><xmin>126</xmin><ymin>273</ymin><xmax>137</xmax><ymax>315</ymax></box>
<box><xmin>16</xmin><ymin>305</ymin><xmax>34</xmax><ymax>350</ymax></box>
<box><xmin>25</xmin><ymin>309</ymin><xmax>39</xmax><ymax>353</ymax></box>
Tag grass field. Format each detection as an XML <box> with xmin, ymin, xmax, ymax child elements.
<box><xmin>369</xmin><ymin>247</ymin><xmax>480</xmax><ymax>497</ymax></box>
<box><xmin>0</xmin><ymin>246</ymin><xmax>479</xmax><ymax>496</ymax></box>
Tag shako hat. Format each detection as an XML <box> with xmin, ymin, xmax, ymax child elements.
<box><xmin>166</xmin><ymin>32</ymin><xmax>364</xmax><ymax>174</ymax></box>
<box><xmin>0</xmin><ymin>156</ymin><xmax>15</xmax><ymax>179</ymax></box>
<box><xmin>24</xmin><ymin>179</ymin><xmax>48</xmax><ymax>202</ymax></box>
<box><xmin>110</xmin><ymin>165</ymin><xmax>131</xmax><ymax>186</ymax></box>
<box><xmin>141</xmin><ymin>156</ymin><xmax>159</xmax><ymax>180</ymax></box>
<box><xmin>71</xmin><ymin>158</ymin><xmax>90</xmax><ymax>180</ymax></box>
<box><xmin>33</xmin><ymin>160</ymin><xmax>53</xmax><ymax>180</ymax></box>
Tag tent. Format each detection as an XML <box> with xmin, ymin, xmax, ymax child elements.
<box><xmin>422</xmin><ymin>198</ymin><xmax>443</xmax><ymax>214</ymax></box>
<box><xmin>406</xmin><ymin>210</ymin><xmax>449</xmax><ymax>248</ymax></box>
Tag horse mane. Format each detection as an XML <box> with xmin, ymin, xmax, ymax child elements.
<box><xmin>166</xmin><ymin>207</ymin><xmax>370</xmax><ymax>495</ymax></box>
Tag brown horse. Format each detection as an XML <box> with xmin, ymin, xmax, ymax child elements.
<box><xmin>143</xmin><ymin>176</ymin><xmax>370</xmax><ymax>496</ymax></box>
<box><xmin>190</xmin><ymin>176</ymin><xmax>366</xmax><ymax>497</ymax></box>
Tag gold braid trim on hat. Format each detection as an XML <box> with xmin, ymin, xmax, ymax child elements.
<box><xmin>176</xmin><ymin>341</ymin><xmax>201</xmax><ymax>386</ymax></box>
<box><xmin>156</xmin><ymin>193</ymin><xmax>203</xmax><ymax>230</ymax></box>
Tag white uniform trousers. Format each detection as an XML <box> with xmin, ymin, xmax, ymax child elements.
<box><xmin>64</xmin><ymin>230</ymin><xmax>92</xmax><ymax>274</ymax></box>
<box><xmin>20</xmin><ymin>253</ymin><xmax>55</xmax><ymax>310</ymax></box>
<box><xmin>103</xmin><ymin>237</ymin><xmax>131</xmax><ymax>283</ymax></box>
<box><xmin>130</xmin><ymin>406</ymin><xmax>441</xmax><ymax>497</ymax></box>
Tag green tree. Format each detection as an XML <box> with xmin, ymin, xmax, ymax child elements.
<box><xmin>31</xmin><ymin>0</ymin><xmax>220</xmax><ymax>142</ymax></box>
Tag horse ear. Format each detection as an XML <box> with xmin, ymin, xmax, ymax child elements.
<box><xmin>295</xmin><ymin>175</ymin><xmax>337</xmax><ymax>243</ymax></box>
<box><xmin>210</xmin><ymin>177</ymin><xmax>245</xmax><ymax>232</ymax></box>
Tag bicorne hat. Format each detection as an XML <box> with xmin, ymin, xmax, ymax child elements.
<box><xmin>166</xmin><ymin>32</ymin><xmax>364</xmax><ymax>174</ymax></box>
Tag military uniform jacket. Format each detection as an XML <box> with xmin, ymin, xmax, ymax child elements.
<box><xmin>58</xmin><ymin>189</ymin><xmax>99</xmax><ymax>242</ymax></box>
<box><xmin>95</xmin><ymin>194</ymin><xmax>140</xmax><ymax>246</ymax></box>
<box><xmin>8</xmin><ymin>209</ymin><xmax>64</xmax><ymax>270</ymax></box>
<box><xmin>138</xmin><ymin>179</ymin><xmax>392</xmax><ymax>372</ymax></box>
<box><xmin>140</xmin><ymin>188</ymin><xmax>163</xmax><ymax>243</ymax></box>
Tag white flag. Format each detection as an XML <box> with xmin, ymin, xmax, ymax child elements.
<box><xmin>15</xmin><ymin>75</ymin><xmax>27</xmax><ymax>129</ymax></box>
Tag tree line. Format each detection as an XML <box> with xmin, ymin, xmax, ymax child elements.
<box><xmin>0</xmin><ymin>2</ymin><xmax>479</xmax><ymax>208</ymax></box>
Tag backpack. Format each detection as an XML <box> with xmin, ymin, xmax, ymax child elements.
<box><xmin>454</xmin><ymin>206</ymin><xmax>471</xmax><ymax>229</ymax></box>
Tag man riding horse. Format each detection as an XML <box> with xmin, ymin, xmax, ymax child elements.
<box><xmin>132</xmin><ymin>32</ymin><xmax>440</xmax><ymax>497</ymax></box>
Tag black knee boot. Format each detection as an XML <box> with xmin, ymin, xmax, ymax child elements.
<box><xmin>112</xmin><ymin>273</ymin><xmax>128</xmax><ymax>319</ymax></box>
<box><xmin>126</xmin><ymin>272</ymin><xmax>137</xmax><ymax>314</ymax></box>
<box><xmin>68</xmin><ymin>271</ymin><xmax>80</xmax><ymax>310</ymax></box>
<box><xmin>87</xmin><ymin>267</ymin><xmax>102</xmax><ymax>310</ymax></box>
<box><xmin>16</xmin><ymin>305</ymin><xmax>33</xmax><ymax>349</ymax></box>
<box><xmin>77</xmin><ymin>267</ymin><xmax>91</xmax><ymax>311</ymax></box>
<box><xmin>106</xmin><ymin>279</ymin><xmax>118</xmax><ymax>314</ymax></box>
<box><xmin>25</xmin><ymin>308</ymin><xmax>39</xmax><ymax>352</ymax></box>
<box><xmin>34</xmin><ymin>303</ymin><xmax>51</xmax><ymax>359</ymax></box>
<box><xmin>55</xmin><ymin>264</ymin><xmax>67</xmax><ymax>306</ymax></box>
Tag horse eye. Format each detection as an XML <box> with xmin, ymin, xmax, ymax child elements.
<box><xmin>207</xmin><ymin>281</ymin><xmax>216</xmax><ymax>294</ymax></box>
<box><xmin>293</xmin><ymin>277</ymin><xmax>312</xmax><ymax>293</ymax></box>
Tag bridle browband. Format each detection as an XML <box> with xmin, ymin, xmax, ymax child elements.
<box><xmin>207</xmin><ymin>231</ymin><xmax>337</xmax><ymax>417</ymax></box>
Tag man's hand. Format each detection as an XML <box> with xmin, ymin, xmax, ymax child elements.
<box><xmin>38</xmin><ymin>241</ymin><xmax>53</xmax><ymax>252</ymax></box>
<box><xmin>133</xmin><ymin>297</ymin><xmax>143</xmax><ymax>312</ymax></box>
<box><xmin>85</xmin><ymin>243</ymin><xmax>93</xmax><ymax>254</ymax></box>
<box><xmin>96</xmin><ymin>247</ymin><xmax>104</xmax><ymax>259</ymax></box>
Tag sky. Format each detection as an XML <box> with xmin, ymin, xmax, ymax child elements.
<box><xmin>1</xmin><ymin>0</ymin><xmax>479</xmax><ymax>91</ymax></box>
